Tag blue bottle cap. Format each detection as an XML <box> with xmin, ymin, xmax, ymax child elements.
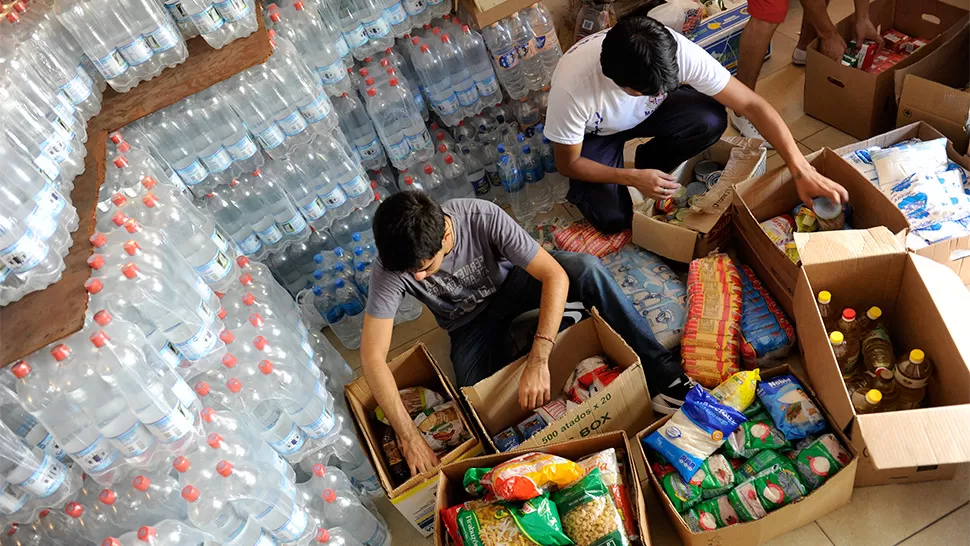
<box><xmin>354</xmin><ymin>246</ymin><xmax>363</xmax><ymax>255</ymax></box>
<box><xmin>497</xmin><ymin>144</ymin><xmax>505</xmax><ymax>154</ymax></box>
<box><xmin>356</xmin><ymin>262</ymin><xmax>367</xmax><ymax>271</ymax></box>
<box><xmin>352</xmin><ymin>233</ymin><xmax>361</xmax><ymax>242</ymax></box>
<box><xmin>334</xmin><ymin>278</ymin><xmax>345</xmax><ymax>288</ymax></box>
<box><xmin>313</xmin><ymin>254</ymin><xmax>323</xmax><ymax>264</ymax></box>
<box><xmin>313</xmin><ymin>269</ymin><xmax>324</xmax><ymax>280</ymax></box>
<box><xmin>334</xmin><ymin>262</ymin><xmax>345</xmax><ymax>272</ymax></box>
<box><xmin>522</xmin><ymin>145</ymin><xmax>531</xmax><ymax>154</ymax></box>
<box><xmin>312</xmin><ymin>285</ymin><xmax>323</xmax><ymax>296</ymax></box>
<box><xmin>516</xmin><ymin>133</ymin><xmax>525</xmax><ymax>142</ymax></box>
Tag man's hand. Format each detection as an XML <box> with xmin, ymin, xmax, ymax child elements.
<box><xmin>792</xmin><ymin>164</ymin><xmax>850</xmax><ymax>206</ymax></box>
<box><xmin>624</xmin><ymin>169</ymin><xmax>681</xmax><ymax>201</ymax></box>
<box><xmin>518</xmin><ymin>352</ymin><xmax>551</xmax><ymax>410</ymax></box>
<box><xmin>819</xmin><ymin>34</ymin><xmax>847</xmax><ymax>61</ymax></box>
<box><xmin>855</xmin><ymin>17</ymin><xmax>883</xmax><ymax>46</ymax></box>
<box><xmin>399</xmin><ymin>430</ymin><xmax>440</xmax><ymax>477</ymax></box>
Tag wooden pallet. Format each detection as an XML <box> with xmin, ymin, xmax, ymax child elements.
<box><xmin>0</xmin><ymin>13</ymin><xmax>272</xmax><ymax>365</ymax></box>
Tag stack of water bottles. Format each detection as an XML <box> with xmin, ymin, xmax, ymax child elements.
<box><xmin>481</xmin><ymin>3</ymin><xmax>562</xmax><ymax>99</ymax></box>
<box><xmin>1</xmin><ymin>0</ymin><xmax>100</xmax><ymax>305</ymax></box>
<box><xmin>0</xmin><ymin>133</ymin><xmax>390</xmax><ymax>545</ymax></box>
<box><xmin>53</xmin><ymin>0</ymin><xmax>189</xmax><ymax>92</ymax></box>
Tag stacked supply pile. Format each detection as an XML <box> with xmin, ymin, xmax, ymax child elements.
<box><xmin>643</xmin><ymin>371</ymin><xmax>853</xmax><ymax>532</ymax></box>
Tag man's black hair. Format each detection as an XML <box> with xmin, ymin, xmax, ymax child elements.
<box><xmin>372</xmin><ymin>191</ymin><xmax>446</xmax><ymax>273</ymax></box>
<box><xmin>600</xmin><ymin>8</ymin><xmax>680</xmax><ymax>96</ymax></box>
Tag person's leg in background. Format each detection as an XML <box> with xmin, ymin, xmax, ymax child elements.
<box><xmin>732</xmin><ymin>0</ymin><xmax>787</xmax><ymax>141</ymax></box>
<box><xmin>792</xmin><ymin>0</ymin><xmax>830</xmax><ymax>64</ymax></box>
<box><xmin>630</xmin><ymin>87</ymin><xmax>728</xmax><ymax>174</ymax></box>
<box><xmin>550</xmin><ymin>250</ymin><xmax>694</xmax><ymax>412</ymax></box>
<box><xmin>566</xmin><ymin>132</ymin><xmax>632</xmax><ymax>235</ymax></box>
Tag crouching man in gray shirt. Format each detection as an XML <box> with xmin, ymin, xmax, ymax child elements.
<box><xmin>360</xmin><ymin>192</ymin><xmax>692</xmax><ymax>477</ymax></box>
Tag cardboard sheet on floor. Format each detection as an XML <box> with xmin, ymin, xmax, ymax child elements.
<box><xmin>792</xmin><ymin>227</ymin><xmax>970</xmax><ymax>486</ymax></box>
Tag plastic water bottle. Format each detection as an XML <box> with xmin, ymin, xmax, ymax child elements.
<box><xmin>439</xmin><ymin>33</ymin><xmax>482</xmax><ymax>117</ymax></box>
<box><xmin>410</xmin><ymin>39</ymin><xmax>462</xmax><ymax>126</ymax></box>
<box><xmin>419</xmin><ymin>164</ymin><xmax>450</xmax><ymax>202</ymax></box>
<box><xmin>520</xmin><ymin>144</ymin><xmax>551</xmax><ymax>213</ymax></box>
<box><xmin>460</xmin><ymin>145</ymin><xmax>492</xmax><ymax>199</ymax></box>
<box><xmin>482</xmin><ymin>20</ymin><xmax>528</xmax><ymax>99</ymax></box>
<box><xmin>0</xmin><ymin>419</ymin><xmax>77</xmax><ymax>504</ymax></box>
<box><xmin>456</xmin><ymin>24</ymin><xmax>501</xmax><ymax>101</ymax></box>
<box><xmin>320</xmin><ymin>488</ymin><xmax>389</xmax><ymax>545</ymax></box>
<box><xmin>333</xmin><ymin>93</ymin><xmax>385</xmax><ymax>170</ymax></box>
<box><xmin>439</xmin><ymin>152</ymin><xmax>474</xmax><ymax>199</ymax></box>
<box><xmin>526</xmin><ymin>3</ymin><xmax>562</xmax><ymax>79</ymax></box>
<box><xmin>204</xmin><ymin>186</ymin><xmax>265</xmax><ymax>261</ymax></box>
<box><xmin>539</xmin><ymin>135</ymin><xmax>569</xmax><ymax>203</ymax></box>
<box><xmin>497</xmin><ymin>144</ymin><xmax>532</xmax><ymax>223</ymax></box>
<box><xmin>509</xmin><ymin>11</ymin><xmax>544</xmax><ymax>90</ymax></box>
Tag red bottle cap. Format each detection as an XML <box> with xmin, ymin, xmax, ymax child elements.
<box><xmin>109</xmin><ymin>133</ymin><xmax>124</xmax><ymax>144</ymax></box>
<box><xmin>258</xmin><ymin>360</ymin><xmax>274</xmax><ymax>374</ymax></box>
<box><xmin>102</xmin><ymin>539</ymin><xmax>121</xmax><ymax>546</ymax></box>
<box><xmin>239</xmin><ymin>274</ymin><xmax>254</xmax><ymax>286</ymax></box>
<box><xmin>249</xmin><ymin>314</ymin><xmax>264</xmax><ymax>328</ymax></box>
<box><xmin>64</xmin><ymin>502</ymin><xmax>83</xmax><ymax>518</ymax></box>
<box><xmin>194</xmin><ymin>382</ymin><xmax>210</xmax><ymax>396</ymax></box>
<box><xmin>220</xmin><ymin>330</ymin><xmax>235</xmax><ymax>344</ymax></box>
<box><xmin>236</xmin><ymin>256</ymin><xmax>250</xmax><ymax>268</ymax></box>
<box><xmin>253</xmin><ymin>336</ymin><xmax>268</xmax><ymax>350</ymax></box>
<box><xmin>10</xmin><ymin>361</ymin><xmax>30</xmax><ymax>379</ymax></box>
<box><xmin>226</xmin><ymin>378</ymin><xmax>242</xmax><ymax>393</ymax></box>
<box><xmin>842</xmin><ymin>308</ymin><xmax>856</xmax><ymax>321</ymax></box>
<box><xmin>444</xmin><ymin>155</ymin><xmax>454</xmax><ymax>164</ymax></box>
<box><xmin>321</xmin><ymin>489</ymin><xmax>336</xmax><ymax>503</ymax></box>
<box><xmin>207</xmin><ymin>433</ymin><xmax>223</xmax><ymax>448</ymax></box>
<box><xmin>84</xmin><ymin>278</ymin><xmax>103</xmax><ymax>294</ymax></box>
<box><xmin>123</xmin><ymin>240</ymin><xmax>141</xmax><ymax>255</ymax></box>
<box><xmin>216</xmin><ymin>460</ymin><xmax>233</xmax><ymax>477</ymax></box>
<box><xmin>222</xmin><ymin>353</ymin><xmax>237</xmax><ymax>368</ymax></box>
<box><xmin>201</xmin><ymin>408</ymin><xmax>216</xmax><ymax>423</ymax></box>
<box><xmin>50</xmin><ymin>344</ymin><xmax>70</xmax><ymax>362</ymax></box>
<box><xmin>110</xmin><ymin>193</ymin><xmax>127</xmax><ymax>206</ymax></box>
<box><xmin>132</xmin><ymin>476</ymin><xmax>150</xmax><ymax>492</ymax></box>
<box><xmin>242</xmin><ymin>293</ymin><xmax>256</xmax><ymax>306</ymax></box>
<box><xmin>141</xmin><ymin>176</ymin><xmax>157</xmax><ymax>190</ymax></box>
<box><xmin>315</xmin><ymin>529</ymin><xmax>330</xmax><ymax>543</ymax></box>
<box><xmin>142</xmin><ymin>194</ymin><xmax>159</xmax><ymax>208</ymax></box>
<box><xmin>90</xmin><ymin>331</ymin><xmax>109</xmax><ymax>348</ymax></box>
<box><xmin>93</xmin><ymin>310</ymin><xmax>112</xmax><ymax>326</ymax></box>
<box><xmin>180</xmin><ymin>485</ymin><xmax>199</xmax><ymax>502</ymax></box>
<box><xmin>98</xmin><ymin>489</ymin><xmax>116</xmax><ymax>505</ymax></box>
<box><xmin>137</xmin><ymin>526</ymin><xmax>157</xmax><ymax>541</ymax></box>
<box><xmin>424</xmin><ymin>165</ymin><xmax>433</xmax><ymax>174</ymax></box>
<box><xmin>173</xmin><ymin>457</ymin><xmax>191</xmax><ymax>473</ymax></box>
<box><xmin>312</xmin><ymin>464</ymin><xmax>326</xmax><ymax>477</ymax></box>
<box><xmin>111</xmin><ymin>211</ymin><xmax>127</xmax><ymax>226</ymax></box>
<box><xmin>90</xmin><ymin>232</ymin><xmax>107</xmax><ymax>247</ymax></box>
<box><xmin>112</xmin><ymin>157</ymin><xmax>128</xmax><ymax>169</ymax></box>
<box><xmin>121</xmin><ymin>263</ymin><xmax>140</xmax><ymax>279</ymax></box>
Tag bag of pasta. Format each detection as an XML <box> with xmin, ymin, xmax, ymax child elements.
<box><xmin>455</xmin><ymin>494</ymin><xmax>572</xmax><ymax>546</ymax></box>
<box><xmin>577</xmin><ymin>449</ymin><xmax>637</xmax><ymax>541</ymax></box>
<box><xmin>552</xmin><ymin>468</ymin><xmax>630</xmax><ymax>546</ymax></box>
<box><xmin>681</xmin><ymin>254</ymin><xmax>742</xmax><ymax>387</ymax></box>
<box><xmin>480</xmin><ymin>453</ymin><xmax>584</xmax><ymax>501</ymax></box>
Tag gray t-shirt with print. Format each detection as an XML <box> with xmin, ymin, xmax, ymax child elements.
<box><xmin>366</xmin><ymin>199</ymin><xmax>540</xmax><ymax>331</ymax></box>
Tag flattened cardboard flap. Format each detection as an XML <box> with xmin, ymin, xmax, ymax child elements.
<box><xmin>795</xmin><ymin>227</ymin><xmax>905</xmax><ymax>266</ymax></box>
<box><xmin>855</xmin><ymin>405</ymin><xmax>970</xmax><ymax>470</ymax></box>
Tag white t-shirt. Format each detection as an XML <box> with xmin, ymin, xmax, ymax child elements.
<box><xmin>544</xmin><ymin>28</ymin><xmax>732</xmax><ymax>145</ymax></box>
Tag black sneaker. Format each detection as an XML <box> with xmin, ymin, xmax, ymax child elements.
<box><xmin>560</xmin><ymin>301</ymin><xmax>590</xmax><ymax>331</ymax></box>
<box><xmin>651</xmin><ymin>374</ymin><xmax>697</xmax><ymax>415</ymax></box>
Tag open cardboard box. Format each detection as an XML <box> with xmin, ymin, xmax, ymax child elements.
<box><xmin>631</xmin><ymin>137</ymin><xmax>767</xmax><ymax>263</ymax></box>
<box><xmin>636</xmin><ymin>365</ymin><xmax>859</xmax><ymax>546</ymax></box>
<box><xmin>344</xmin><ymin>343</ymin><xmax>483</xmax><ymax>536</ymax></box>
<box><xmin>804</xmin><ymin>0</ymin><xmax>969</xmax><ymax>139</ymax></box>
<box><xmin>792</xmin><ymin>227</ymin><xmax>970</xmax><ymax>486</ymax></box>
<box><xmin>893</xmin><ymin>21</ymin><xmax>970</xmax><ymax>151</ymax></box>
<box><xmin>834</xmin><ymin>121</ymin><xmax>970</xmax><ymax>284</ymax></box>
<box><xmin>733</xmin><ymin>148</ymin><xmax>910</xmax><ymax>317</ymax></box>
<box><xmin>461</xmin><ymin>308</ymin><xmax>652</xmax><ymax>452</ymax></box>
<box><xmin>434</xmin><ymin>431</ymin><xmax>651</xmax><ymax>546</ymax></box>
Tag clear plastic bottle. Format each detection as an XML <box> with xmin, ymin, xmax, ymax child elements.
<box><xmin>829</xmin><ymin>331</ymin><xmax>859</xmax><ymax>378</ymax></box>
<box><xmin>868</xmin><ymin>367</ymin><xmax>898</xmax><ymax>411</ymax></box>
<box><xmin>851</xmin><ymin>389</ymin><xmax>882</xmax><ymax>415</ymax></box>
<box><xmin>497</xmin><ymin>144</ymin><xmax>531</xmax><ymax>223</ymax></box>
<box><xmin>817</xmin><ymin>290</ymin><xmax>836</xmax><ymax>332</ymax></box>
<box><xmin>861</xmin><ymin>324</ymin><xmax>895</xmax><ymax>374</ymax></box>
<box><xmin>525</xmin><ymin>3</ymin><xmax>563</xmax><ymax>80</ymax></box>
<box><xmin>410</xmin><ymin>39</ymin><xmax>461</xmax><ymax>126</ymax></box>
<box><xmin>520</xmin><ymin>144</ymin><xmax>550</xmax><ymax>213</ymax></box>
<box><xmin>439</xmin><ymin>33</ymin><xmax>481</xmax><ymax>117</ymax></box>
<box><xmin>895</xmin><ymin>349</ymin><xmax>932</xmax><ymax>409</ymax></box>
<box><xmin>837</xmin><ymin>308</ymin><xmax>862</xmax><ymax>349</ymax></box>
<box><xmin>857</xmin><ymin>306</ymin><xmax>883</xmax><ymax>334</ymax></box>
<box><xmin>320</xmin><ymin>488</ymin><xmax>389</xmax><ymax>546</ymax></box>
<box><xmin>457</xmin><ymin>24</ymin><xmax>502</xmax><ymax>101</ymax></box>
<box><xmin>459</xmin><ymin>145</ymin><xmax>491</xmax><ymax>199</ymax></box>
<box><xmin>508</xmin><ymin>11</ymin><xmax>544</xmax><ymax>90</ymax></box>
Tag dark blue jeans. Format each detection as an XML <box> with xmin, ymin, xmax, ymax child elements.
<box><xmin>567</xmin><ymin>86</ymin><xmax>728</xmax><ymax>234</ymax></box>
<box><xmin>449</xmin><ymin>251</ymin><xmax>679</xmax><ymax>394</ymax></box>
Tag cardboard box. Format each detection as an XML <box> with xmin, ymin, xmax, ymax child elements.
<box><xmin>631</xmin><ymin>137</ymin><xmax>767</xmax><ymax>263</ymax></box>
<box><xmin>834</xmin><ymin>121</ymin><xmax>970</xmax><ymax>284</ymax></box>
<box><xmin>733</xmin><ymin>149</ymin><xmax>910</xmax><ymax>316</ymax></box>
<box><xmin>344</xmin><ymin>343</ymin><xmax>482</xmax><ymax>536</ymax></box>
<box><xmin>894</xmin><ymin>22</ymin><xmax>970</xmax><ymax>151</ymax></box>
<box><xmin>462</xmin><ymin>309</ymin><xmax>651</xmax><ymax>452</ymax></box>
<box><xmin>636</xmin><ymin>365</ymin><xmax>859</xmax><ymax>546</ymax></box>
<box><xmin>458</xmin><ymin>0</ymin><xmax>536</xmax><ymax>28</ymax></box>
<box><xmin>434</xmin><ymin>431</ymin><xmax>651</xmax><ymax>546</ymax></box>
<box><xmin>689</xmin><ymin>3</ymin><xmax>771</xmax><ymax>75</ymax></box>
<box><xmin>804</xmin><ymin>0</ymin><xmax>969</xmax><ymax>139</ymax></box>
<box><xmin>792</xmin><ymin>227</ymin><xmax>970</xmax><ymax>486</ymax></box>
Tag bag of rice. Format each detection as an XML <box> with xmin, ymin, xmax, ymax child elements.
<box><xmin>694</xmin><ymin>495</ymin><xmax>741</xmax><ymax>530</ymax></box>
<box><xmin>735</xmin><ymin>450</ymin><xmax>796</xmax><ymax>482</ymax></box>
<box><xmin>480</xmin><ymin>453</ymin><xmax>584</xmax><ymax>501</ymax></box>
<box><xmin>643</xmin><ymin>386</ymin><xmax>747</xmax><ymax>482</ymax></box>
<box><xmin>688</xmin><ymin>454</ymin><xmax>736</xmax><ymax>499</ymax></box>
<box><xmin>710</xmin><ymin>370</ymin><xmax>761</xmax><ymax>412</ymax></box>
<box><xmin>727</xmin><ymin>481</ymin><xmax>767</xmax><ymax>522</ymax></box>
<box><xmin>756</xmin><ymin>375</ymin><xmax>826</xmax><ymax>440</ymax></box>
<box><xmin>723</xmin><ymin>421</ymin><xmax>790</xmax><ymax>458</ymax></box>
<box><xmin>752</xmin><ymin>467</ymin><xmax>806</xmax><ymax>511</ymax></box>
<box><xmin>455</xmin><ymin>494</ymin><xmax>573</xmax><ymax>546</ymax></box>
<box><xmin>578</xmin><ymin>449</ymin><xmax>638</xmax><ymax>541</ymax></box>
<box><xmin>552</xmin><ymin>468</ymin><xmax>630</xmax><ymax>546</ymax></box>
<box><xmin>681</xmin><ymin>254</ymin><xmax>742</xmax><ymax>387</ymax></box>
<box><xmin>794</xmin><ymin>434</ymin><xmax>852</xmax><ymax>491</ymax></box>
<box><xmin>661</xmin><ymin>471</ymin><xmax>703</xmax><ymax>513</ymax></box>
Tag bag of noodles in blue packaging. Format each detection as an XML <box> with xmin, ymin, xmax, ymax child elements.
<box><xmin>643</xmin><ymin>386</ymin><xmax>747</xmax><ymax>482</ymax></box>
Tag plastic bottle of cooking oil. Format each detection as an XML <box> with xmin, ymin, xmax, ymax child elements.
<box><xmin>817</xmin><ymin>291</ymin><xmax>836</xmax><ymax>331</ymax></box>
<box><xmin>852</xmin><ymin>389</ymin><xmax>882</xmax><ymax>414</ymax></box>
<box><xmin>869</xmin><ymin>367</ymin><xmax>898</xmax><ymax>411</ymax></box>
<box><xmin>857</xmin><ymin>306</ymin><xmax>883</xmax><ymax>334</ymax></box>
<box><xmin>895</xmin><ymin>349</ymin><xmax>932</xmax><ymax>410</ymax></box>
<box><xmin>838</xmin><ymin>308</ymin><xmax>863</xmax><ymax>348</ymax></box>
<box><xmin>830</xmin><ymin>331</ymin><xmax>859</xmax><ymax>378</ymax></box>
<box><xmin>862</xmin><ymin>324</ymin><xmax>895</xmax><ymax>374</ymax></box>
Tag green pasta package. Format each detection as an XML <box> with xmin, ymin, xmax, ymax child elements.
<box><xmin>455</xmin><ymin>493</ymin><xmax>572</xmax><ymax>546</ymax></box>
<box><xmin>551</xmin><ymin>468</ymin><xmax>630</xmax><ymax>546</ymax></box>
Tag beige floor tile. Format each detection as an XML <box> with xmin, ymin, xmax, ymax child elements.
<box><xmin>898</xmin><ymin>503</ymin><xmax>970</xmax><ymax>546</ymax></box>
<box><xmin>763</xmin><ymin>523</ymin><xmax>835</xmax><ymax>546</ymax></box>
<box><xmin>788</xmin><ymin>115</ymin><xmax>829</xmax><ymax>142</ymax></box>
<box><xmin>816</xmin><ymin>466</ymin><xmax>970</xmax><ymax>546</ymax></box>
<box><xmin>766</xmin><ymin>143</ymin><xmax>813</xmax><ymax>172</ymax></box>
<box><xmin>756</xmin><ymin>66</ymin><xmax>807</xmax><ymax>124</ymax></box>
<box><xmin>387</xmin><ymin>305</ymin><xmax>438</xmax><ymax>352</ymax></box>
<box><xmin>762</xmin><ymin>33</ymin><xmax>798</xmax><ymax>80</ymax></box>
<box><xmin>801</xmin><ymin>126</ymin><xmax>858</xmax><ymax>152</ymax></box>
<box><xmin>326</xmin><ymin>327</ymin><xmax>360</xmax><ymax>371</ymax></box>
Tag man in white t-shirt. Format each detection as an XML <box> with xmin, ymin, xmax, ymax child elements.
<box><xmin>544</xmin><ymin>8</ymin><xmax>848</xmax><ymax>234</ymax></box>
